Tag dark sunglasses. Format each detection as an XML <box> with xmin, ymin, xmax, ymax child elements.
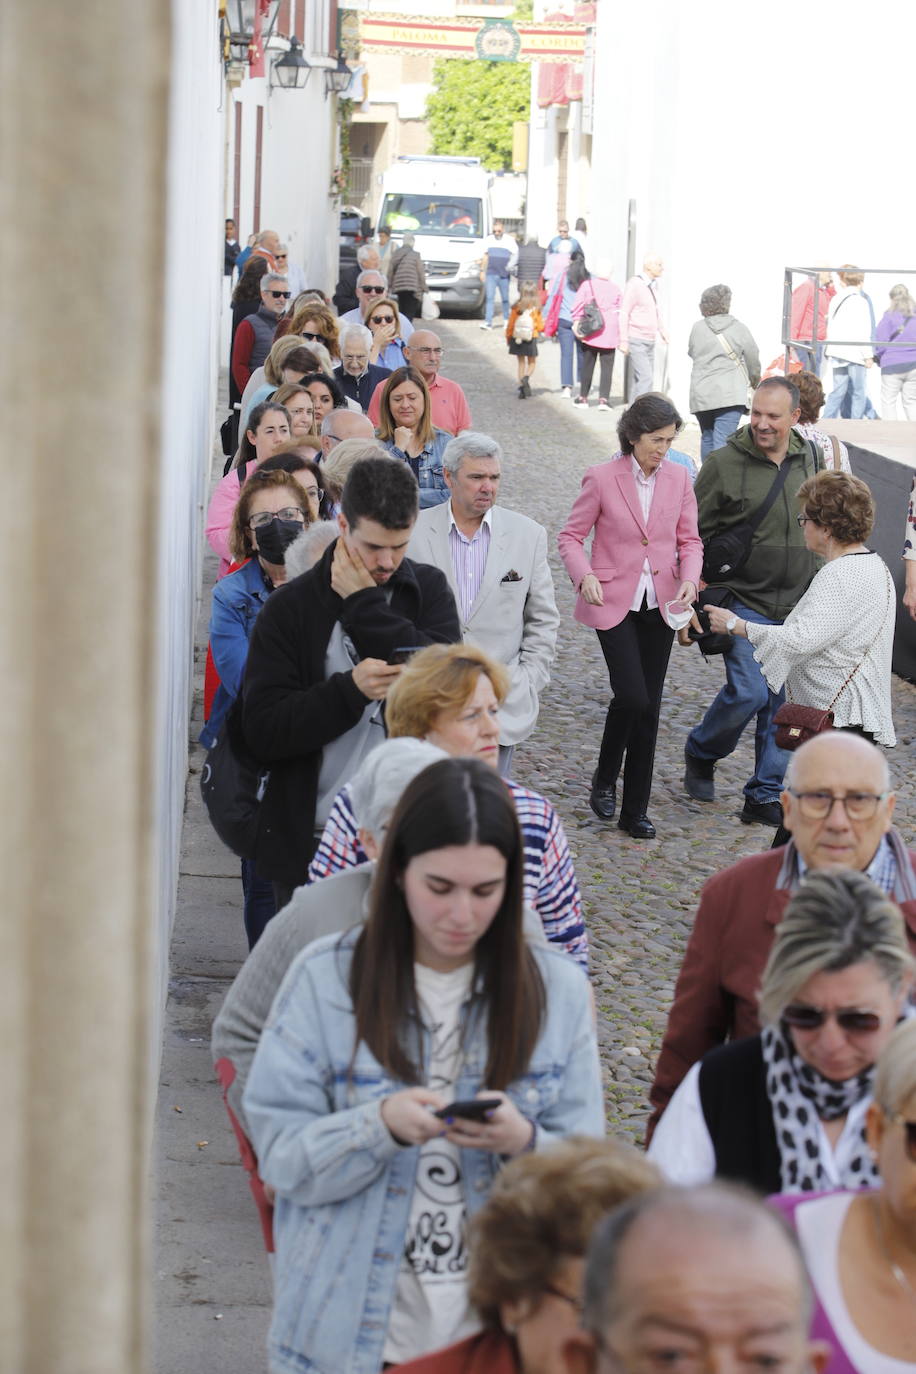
<box><xmin>783</xmin><ymin>1004</ymin><xmax>883</xmax><ymax>1034</ymax></box>
<box><xmin>361</xmin><ymin>285</ymin><xmax>385</xmax><ymax>294</ymax></box>
<box><xmin>301</xmin><ymin>330</ymin><xmax>327</xmax><ymax>342</ymax></box>
<box><xmin>894</xmin><ymin>1116</ymin><xmax>916</xmax><ymax>1162</ymax></box>
<box><xmin>269</xmin><ymin>290</ymin><xmax>291</xmax><ymax>299</ymax></box>
<box><xmin>372</xmin><ymin>315</ymin><xmax>395</xmax><ymax>325</ymax></box>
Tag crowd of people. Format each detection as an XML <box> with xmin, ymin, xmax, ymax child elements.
<box><xmin>208</xmin><ymin>221</ymin><xmax>916</xmax><ymax>1373</ymax></box>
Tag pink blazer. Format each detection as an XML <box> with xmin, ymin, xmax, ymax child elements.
<box><xmin>557</xmin><ymin>455</ymin><xmax>703</xmax><ymax>630</ymax></box>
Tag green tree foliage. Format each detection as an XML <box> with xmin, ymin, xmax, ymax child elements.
<box><xmin>426</xmin><ymin>59</ymin><xmax>529</xmax><ymax>171</ymax></box>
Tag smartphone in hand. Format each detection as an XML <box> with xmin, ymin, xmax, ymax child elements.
<box><xmin>433</xmin><ymin>1096</ymin><xmax>502</xmax><ymax>1121</ymax></box>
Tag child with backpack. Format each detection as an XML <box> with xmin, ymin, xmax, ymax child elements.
<box><xmin>506</xmin><ymin>280</ymin><xmax>544</xmax><ymax>399</ymax></box>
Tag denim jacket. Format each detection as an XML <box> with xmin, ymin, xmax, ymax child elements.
<box><xmin>383</xmin><ymin>429</ymin><xmax>451</xmax><ymax>509</ymax></box>
<box><xmin>243</xmin><ymin>930</ymin><xmax>604</xmax><ymax>1374</ymax></box>
<box><xmin>199</xmin><ymin>558</ymin><xmax>271</xmax><ymax>749</ymax></box>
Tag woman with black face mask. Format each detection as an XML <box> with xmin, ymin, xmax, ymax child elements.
<box><xmin>200</xmin><ymin>468</ymin><xmax>313</xmax><ymax>947</ymax></box>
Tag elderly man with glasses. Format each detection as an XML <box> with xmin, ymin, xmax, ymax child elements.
<box><xmin>230</xmin><ymin>271</ymin><xmax>290</xmax><ymax>399</ymax></box>
<box><xmin>367</xmin><ymin>329</ymin><xmax>472</xmax><ymax>436</ymax></box>
<box><xmin>334</xmin><ymin>323</ymin><xmax>391</xmax><ymax>411</ymax></box>
<box><xmin>338</xmin><ymin>269</ymin><xmax>414</xmax><ymax>341</ymax></box>
<box><xmin>647</xmin><ymin>730</ymin><xmax>916</xmax><ymax>1140</ymax></box>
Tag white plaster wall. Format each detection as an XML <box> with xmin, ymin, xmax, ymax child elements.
<box><xmin>152</xmin><ymin>0</ymin><xmax>224</xmax><ymax>1027</ymax></box>
<box><xmin>589</xmin><ymin>0</ymin><xmax>916</xmax><ymax>409</ymax></box>
<box><xmin>258</xmin><ymin>81</ymin><xmax>338</xmax><ymax>292</ymax></box>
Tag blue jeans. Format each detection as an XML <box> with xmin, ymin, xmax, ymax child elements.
<box><xmin>241</xmin><ymin>856</ymin><xmax>277</xmax><ymax>949</ymax></box>
<box><xmin>485</xmin><ymin>273</ymin><xmax>510</xmax><ymax>325</ymax></box>
<box><xmin>695</xmin><ymin>406</ymin><xmax>746</xmax><ymax>460</ymax></box>
<box><xmin>557</xmin><ymin>318</ymin><xmax>580</xmax><ymax>387</ymax></box>
<box><xmin>687</xmin><ymin>600</ymin><xmax>792</xmax><ymax>804</ymax></box>
<box><xmin>824</xmin><ymin>362</ymin><xmax>867</xmax><ymax>419</ymax></box>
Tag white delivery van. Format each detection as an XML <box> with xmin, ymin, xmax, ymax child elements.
<box><xmin>376</xmin><ymin>155</ymin><xmax>492</xmax><ymax>316</ymax></box>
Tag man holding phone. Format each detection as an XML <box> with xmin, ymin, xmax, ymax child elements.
<box><xmin>243</xmin><ymin>457</ymin><xmax>460</xmax><ymax>906</ymax></box>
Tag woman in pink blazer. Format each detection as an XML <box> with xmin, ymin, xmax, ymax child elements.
<box><xmin>558</xmin><ymin>394</ymin><xmax>703</xmax><ymax>837</ymax></box>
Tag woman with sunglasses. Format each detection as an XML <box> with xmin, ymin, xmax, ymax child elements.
<box><xmin>277</xmin><ymin>300</ymin><xmax>340</xmax><ymax>361</ymax></box>
<box><xmin>243</xmin><ymin>757</ymin><xmax>604</xmax><ymax>1374</ymax></box>
<box><xmin>773</xmin><ymin>1018</ymin><xmax>916</xmax><ymax>1373</ymax></box>
<box><xmin>206</xmin><ymin>401</ymin><xmax>291</xmax><ymax>577</ymax></box>
<box><xmin>377</xmin><ymin>365</ymin><xmax>451</xmax><ymax>508</ymax></box>
<box><xmin>649</xmin><ymin>868</ymin><xmax>914</xmax><ymax>1196</ymax></box>
<box><xmin>201</xmin><ymin>467</ymin><xmax>314</xmax><ymax>947</ymax></box>
<box><xmin>364</xmin><ymin>293</ymin><xmax>410</xmax><ymax>371</ymax></box>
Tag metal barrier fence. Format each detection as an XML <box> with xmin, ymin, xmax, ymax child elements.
<box><xmin>781</xmin><ymin>265</ymin><xmax>916</xmax><ymax>372</ymax></box>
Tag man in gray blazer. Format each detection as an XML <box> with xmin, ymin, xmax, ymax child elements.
<box><xmin>407</xmin><ymin>432</ymin><xmax>560</xmax><ymax>774</ymax></box>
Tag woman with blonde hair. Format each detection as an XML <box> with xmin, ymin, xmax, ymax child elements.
<box><xmin>364</xmin><ymin>293</ymin><xmax>410</xmax><ymax>371</ymax></box>
<box><xmin>376</xmin><ymin>365</ymin><xmax>450</xmax><ymax>507</ymax></box>
<box><xmin>238</xmin><ymin>337</ymin><xmax>320</xmax><ymax>432</ymax></box>
<box><xmin>310</xmin><ymin>642</ymin><xmax>588</xmax><ymax>965</ymax></box>
<box><xmin>774</xmin><ymin>1018</ymin><xmax>916</xmax><ymax>1372</ymax></box>
<box><xmin>395</xmin><ymin>1138</ymin><xmax>659</xmax><ymax>1374</ymax></box>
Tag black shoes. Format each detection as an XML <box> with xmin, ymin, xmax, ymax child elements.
<box><xmin>684</xmin><ymin>746</ymin><xmax>716</xmax><ymax>802</ymax></box>
<box><xmin>618</xmin><ymin>814</ymin><xmax>657</xmax><ymax>839</ymax></box>
<box><xmin>741</xmin><ymin>798</ymin><xmax>784</xmax><ymax>827</ymax></box>
<box><xmin>589</xmin><ymin>773</ymin><xmax>617</xmax><ymax>821</ymax></box>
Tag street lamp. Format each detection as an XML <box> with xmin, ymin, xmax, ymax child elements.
<box><xmin>324</xmin><ymin>52</ymin><xmax>352</xmax><ymax>97</ymax></box>
<box><xmin>271</xmin><ymin>35</ymin><xmax>312</xmax><ymax>90</ymax></box>
<box><xmin>225</xmin><ymin>0</ymin><xmax>281</xmax><ymax>63</ymax></box>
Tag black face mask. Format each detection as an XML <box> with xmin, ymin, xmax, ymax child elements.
<box><xmin>254</xmin><ymin>518</ymin><xmax>302</xmax><ymax>565</ymax></box>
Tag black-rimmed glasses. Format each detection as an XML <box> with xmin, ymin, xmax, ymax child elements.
<box><xmin>269</xmin><ymin>290</ymin><xmax>291</xmax><ymax>299</ymax></box>
<box><xmin>786</xmin><ymin>789</ymin><xmax>889</xmax><ymax>820</ymax></box>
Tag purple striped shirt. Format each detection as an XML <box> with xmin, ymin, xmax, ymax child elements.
<box><xmin>447</xmin><ymin>504</ymin><xmax>492</xmax><ymax>623</ymax></box>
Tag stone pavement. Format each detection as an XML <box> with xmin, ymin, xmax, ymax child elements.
<box><xmin>153</xmin><ymin>315</ymin><xmax>916</xmax><ymax>1373</ymax></box>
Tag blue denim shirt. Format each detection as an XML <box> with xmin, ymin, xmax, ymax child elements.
<box><xmin>383</xmin><ymin>429</ymin><xmax>451</xmax><ymax>509</ymax></box>
<box><xmin>199</xmin><ymin>558</ymin><xmax>271</xmax><ymax>749</ymax></box>
<box><xmin>243</xmin><ymin>930</ymin><xmax>604</xmax><ymax>1374</ymax></box>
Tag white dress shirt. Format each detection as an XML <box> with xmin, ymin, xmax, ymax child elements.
<box><xmin>629</xmin><ymin>457</ymin><xmax>659</xmax><ymax>612</ymax></box>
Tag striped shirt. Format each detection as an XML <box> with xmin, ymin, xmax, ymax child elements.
<box><xmin>448</xmin><ymin>502</ymin><xmax>492</xmax><ymax>623</ymax></box>
<box><xmin>309</xmin><ymin>777</ymin><xmax>588</xmax><ymax>968</ymax></box>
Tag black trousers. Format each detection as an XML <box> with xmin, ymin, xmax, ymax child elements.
<box><xmin>397</xmin><ymin>290</ymin><xmax>422</xmax><ymax>323</ymax></box>
<box><xmin>579</xmin><ymin>345</ymin><xmax>615</xmax><ymax>401</ymax></box>
<box><xmin>595</xmin><ymin>601</ymin><xmax>674</xmax><ymax>819</ymax></box>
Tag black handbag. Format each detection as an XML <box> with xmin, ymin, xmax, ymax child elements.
<box><xmin>687</xmin><ymin>586</ymin><xmax>735</xmax><ymax>656</ymax></box>
<box><xmin>573</xmin><ymin>281</ymin><xmax>604</xmax><ymax>340</ymax></box>
<box><xmin>199</xmin><ymin>696</ymin><xmax>269</xmax><ymax>859</ymax></box>
<box><xmin>220</xmin><ymin>407</ymin><xmax>240</xmax><ymax>459</ymax></box>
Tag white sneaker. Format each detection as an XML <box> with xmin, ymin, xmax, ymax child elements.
<box><xmin>479</xmin><ymin>322</ymin><xmax>491</xmax><ymax>330</ymax></box>
<box><xmin>561</xmin><ymin>386</ymin><xmax>571</xmax><ymax>400</ymax></box>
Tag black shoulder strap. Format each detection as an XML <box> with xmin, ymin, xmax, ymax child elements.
<box><xmin>237</xmin><ymin>460</ymin><xmax>248</xmax><ymax>485</ymax></box>
<box><xmin>745</xmin><ymin>456</ymin><xmax>793</xmax><ymax>538</ymax></box>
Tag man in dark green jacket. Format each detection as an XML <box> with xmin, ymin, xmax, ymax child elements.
<box><xmin>684</xmin><ymin>377</ymin><xmax>822</xmax><ymax>826</ymax></box>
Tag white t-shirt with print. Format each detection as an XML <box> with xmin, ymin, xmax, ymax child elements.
<box><xmin>383</xmin><ymin>963</ymin><xmax>480</xmax><ymax>1363</ymax></box>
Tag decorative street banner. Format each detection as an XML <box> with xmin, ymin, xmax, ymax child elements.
<box><xmin>358</xmin><ymin>14</ymin><xmax>588</xmax><ymax>63</ymax></box>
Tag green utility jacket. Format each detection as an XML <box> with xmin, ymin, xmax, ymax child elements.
<box><xmin>695</xmin><ymin>425</ymin><xmax>822</xmax><ymax>620</ymax></box>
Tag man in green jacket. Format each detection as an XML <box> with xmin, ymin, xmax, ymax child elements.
<box><xmin>684</xmin><ymin>377</ymin><xmax>822</xmax><ymax>827</ymax></box>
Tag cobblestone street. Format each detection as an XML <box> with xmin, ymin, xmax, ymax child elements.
<box><xmin>435</xmin><ymin>314</ymin><xmax>916</xmax><ymax>1142</ymax></box>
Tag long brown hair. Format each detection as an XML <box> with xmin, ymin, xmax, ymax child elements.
<box><xmin>349</xmin><ymin>758</ymin><xmax>545</xmax><ymax>1089</ymax></box>
<box><xmin>376</xmin><ymin>366</ymin><xmax>434</xmax><ymax>447</ymax></box>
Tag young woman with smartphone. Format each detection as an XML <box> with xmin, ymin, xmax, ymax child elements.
<box><xmin>243</xmin><ymin>757</ymin><xmax>603</xmax><ymax>1374</ymax></box>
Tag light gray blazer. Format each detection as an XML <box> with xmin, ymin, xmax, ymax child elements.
<box><xmin>407</xmin><ymin>503</ymin><xmax>560</xmax><ymax>744</ymax></box>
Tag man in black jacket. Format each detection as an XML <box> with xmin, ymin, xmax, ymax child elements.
<box><xmin>242</xmin><ymin>457</ymin><xmax>461</xmax><ymax>900</ymax></box>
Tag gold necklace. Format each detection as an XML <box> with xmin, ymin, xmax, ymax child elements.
<box><xmin>872</xmin><ymin>1195</ymin><xmax>916</xmax><ymax>1311</ymax></box>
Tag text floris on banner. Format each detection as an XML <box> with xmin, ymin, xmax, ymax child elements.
<box><xmin>357</xmin><ymin>14</ymin><xmax>588</xmax><ymax>63</ymax></box>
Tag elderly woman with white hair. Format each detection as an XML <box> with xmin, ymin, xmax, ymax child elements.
<box><xmin>649</xmin><ymin>868</ymin><xmax>914</xmax><ymax>1196</ymax></box>
<box><xmin>772</xmin><ymin>1017</ymin><xmax>916</xmax><ymax>1373</ymax></box>
<box><xmin>335</xmin><ymin>322</ymin><xmax>392</xmax><ymax>411</ymax></box>
<box><xmin>687</xmin><ymin>283</ymin><xmax>761</xmax><ymax>459</ymax></box>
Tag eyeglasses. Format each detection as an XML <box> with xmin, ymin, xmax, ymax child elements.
<box><xmin>360</xmin><ymin>285</ymin><xmax>385</xmax><ymax>294</ymax></box>
<box><xmin>268</xmin><ymin>290</ymin><xmax>291</xmax><ymax>299</ymax></box>
<box><xmin>372</xmin><ymin>315</ymin><xmax>395</xmax><ymax>325</ymax></box>
<box><xmin>542</xmin><ymin>1284</ymin><xmax>584</xmax><ymax>1315</ymax></box>
<box><xmin>412</xmin><ymin>347</ymin><xmax>443</xmax><ymax>356</ymax></box>
<box><xmin>276</xmin><ymin>254</ymin><xmax>288</xmax><ymax>260</ymax></box>
<box><xmin>301</xmin><ymin>331</ymin><xmax>327</xmax><ymax>342</ymax></box>
<box><xmin>796</xmin><ymin>513</ymin><xmax>813</xmax><ymax>527</ymax></box>
<box><xmin>892</xmin><ymin>1116</ymin><xmax>916</xmax><ymax>1163</ymax></box>
<box><xmin>342</xmin><ymin>353</ymin><xmax>368</xmax><ymax>364</ymax></box>
<box><xmin>787</xmin><ymin>789</ymin><xmax>889</xmax><ymax>820</ymax></box>
<box><xmin>248</xmin><ymin>507</ymin><xmax>306</xmax><ymax>529</ymax></box>
<box><xmin>783</xmin><ymin>1004</ymin><xmax>883</xmax><ymax>1034</ymax></box>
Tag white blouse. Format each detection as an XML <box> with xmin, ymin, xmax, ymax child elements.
<box><xmin>746</xmin><ymin>552</ymin><xmax>896</xmax><ymax>746</ymax></box>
